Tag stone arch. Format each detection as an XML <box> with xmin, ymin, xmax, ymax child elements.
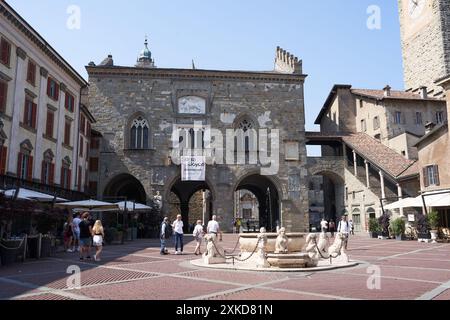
<box><xmin>103</xmin><ymin>173</ymin><xmax>147</xmax><ymax>204</ymax></box>
<box><xmin>309</xmin><ymin>169</ymin><xmax>345</xmax><ymax>223</ymax></box>
<box><xmin>233</xmin><ymin>171</ymin><xmax>283</xmax><ymax>232</ymax></box>
<box><xmin>124</xmin><ymin>111</ymin><xmax>152</xmax><ymax>150</ymax></box>
<box><xmin>165</xmin><ymin>174</ymin><xmax>216</xmax><ymax>232</ymax></box>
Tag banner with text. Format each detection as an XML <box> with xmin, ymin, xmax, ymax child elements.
<box><xmin>181</xmin><ymin>156</ymin><xmax>206</xmax><ymax>181</ymax></box>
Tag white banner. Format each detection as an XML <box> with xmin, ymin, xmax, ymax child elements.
<box><xmin>181</xmin><ymin>156</ymin><xmax>206</xmax><ymax>181</ymax></box>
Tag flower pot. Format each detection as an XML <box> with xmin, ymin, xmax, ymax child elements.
<box><xmin>0</xmin><ymin>240</ymin><xmax>21</xmax><ymax>266</ymax></box>
<box><xmin>370</xmin><ymin>232</ymin><xmax>378</xmax><ymax>239</ymax></box>
<box><xmin>40</xmin><ymin>238</ymin><xmax>52</xmax><ymax>258</ymax></box>
<box><xmin>430</xmin><ymin>230</ymin><xmax>439</xmax><ymax>244</ymax></box>
<box><xmin>395</xmin><ymin>235</ymin><xmax>403</xmax><ymax>241</ymax></box>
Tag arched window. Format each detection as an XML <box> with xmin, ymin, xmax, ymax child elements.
<box><xmin>41</xmin><ymin>149</ymin><xmax>55</xmax><ymax>185</ymax></box>
<box><xmin>130</xmin><ymin>117</ymin><xmax>149</xmax><ymax>150</ymax></box>
<box><xmin>234</xmin><ymin>117</ymin><xmax>257</xmax><ymax>163</ymax></box>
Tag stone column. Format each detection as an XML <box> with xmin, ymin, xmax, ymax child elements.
<box><xmin>352</xmin><ymin>150</ymin><xmax>358</xmax><ymax>176</ymax></box>
<box><xmin>379</xmin><ymin>171</ymin><xmax>386</xmax><ymax>202</ymax></box>
<box><xmin>7</xmin><ymin>47</ymin><xmax>27</xmax><ymax>174</ymax></box>
<box><xmin>397</xmin><ymin>184</ymin><xmax>404</xmax><ymax>216</ymax></box>
<box><xmin>364</xmin><ymin>160</ymin><xmax>370</xmax><ymax>189</ymax></box>
<box><xmin>342</xmin><ymin>143</ymin><xmax>347</xmax><ymax>168</ymax></box>
<box><xmin>33</xmin><ymin>67</ymin><xmax>49</xmax><ymax>178</ymax></box>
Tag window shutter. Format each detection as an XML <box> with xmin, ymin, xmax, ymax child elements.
<box><xmin>46</xmin><ymin>111</ymin><xmax>53</xmax><ymax>137</ymax></box>
<box><xmin>49</xmin><ymin>163</ymin><xmax>55</xmax><ymax>185</ymax></box>
<box><xmin>78</xmin><ymin>167</ymin><xmax>82</xmax><ymax>191</ymax></box>
<box><xmin>0</xmin><ymin>82</ymin><xmax>6</xmax><ymax>112</ymax></box>
<box><xmin>1</xmin><ymin>40</ymin><xmax>10</xmax><ymax>65</ymax></box>
<box><xmin>60</xmin><ymin>167</ymin><xmax>65</xmax><ymax>186</ymax></box>
<box><xmin>41</xmin><ymin>160</ymin><xmax>46</xmax><ymax>183</ymax></box>
<box><xmin>47</xmin><ymin>79</ymin><xmax>51</xmax><ymax>97</ymax></box>
<box><xmin>55</xmin><ymin>83</ymin><xmax>59</xmax><ymax>100</ymax></box>
<box><xmin>27</xmin><ymin>155</ymin><xmax>33</xmax><ymax>181</ymax></box>
<box><xmin>79</xmin><ymin>136</ymin><xmax>84</xmax><ymax>157</ymax></box>
<box><xmin>434</xmin><ymin>165</ymin><xmax>440</xmax><ymax>186</ymax></box>
<box><xmin>423</xmin><ymin>168</ymin><xmax>429</xmax><ymax>188</ymax></box>
<box><xmin>17</xmin><ymin>153</ymin><xmax>23</xmax><ymax>178</ymax></box>
<box><xmin>31</xmin><ymin>103</ymin><xmax>37</xmax><ymax>129</ymax></box>
<box><xmin>68</xmin><ymin>169</ymin><xmax>72</xmax><ymax>189</ymax></box>
<box><xmin>0</xmin><ymin>146</ymin><xmax>7</xmax><ymax>174</ymax></box>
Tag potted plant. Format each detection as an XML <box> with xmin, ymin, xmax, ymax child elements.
<box><xmin>378</xmin><ymin>213</ymin><xmax>391</xmax><ymax>239</ymax></box>
<box><xmin>390</xmin><ymin>218</ymin><xmax>406</xmax><ymax>241</ymax></box>
<box><xmin>427</xmin><ymin>211</ymin><xmax>440</xmax><ymax>244</ymax></box>
<box><xmin>105</xmin><ymin>227</ymin><xmax>117</xmax><ymax>245</ymax></box>
<box><xmin>368</xmin><ymin>218</ymin><xmax>381</xmax><ymax>238</ymax></box>
<box><xmin>116</xmin><ymin>224</ymin><xmax>125</xmax><ymax>244</ymax></box>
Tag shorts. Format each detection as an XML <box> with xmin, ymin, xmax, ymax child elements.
<box><xmin>73</xmin><ymin>230</ymin><xmax>80</xmax><ymax>241</ymax></box>
<box><xmin>79</xmin><ymin>238</ymin><xmax>91</xmax><ymax>247</ymax></box>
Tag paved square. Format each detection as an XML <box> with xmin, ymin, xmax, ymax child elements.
<box><xmin>1</xmin><ymin>235</ymin><xmax>449</xmax><ymax>300</ymax></box>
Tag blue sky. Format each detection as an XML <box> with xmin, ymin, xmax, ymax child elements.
<box><xmin>8</xmin><ymin>0</ymin><xmax>405</xmax><ymax>135</ymax></box>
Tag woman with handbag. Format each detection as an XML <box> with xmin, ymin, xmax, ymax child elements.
<box><xmin>92</xmin><ymin>220</ymin><xmax>105</xmax><ymax>262</ymax></box>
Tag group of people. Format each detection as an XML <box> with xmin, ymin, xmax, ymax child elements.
<box><xmin>63</xmin><ymin>212</ymin><xmax>105</xmax><ymax>262</ymax></box>
<box><xmin>320</xmin><ymin>215</ymin><xmax>354</xmax><ymax>250</ymax></box>
<box><xmin>160</xmin><ymin>215</ymin><xmax>222</xmax><ymax>256</ymax></box>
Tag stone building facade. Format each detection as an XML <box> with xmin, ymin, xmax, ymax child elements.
<box><xmin>0</xmin><ymin>1</ymin><xmax>91</xmax><ymax>198</ymax></box>
<box><xmin>399</xmin><ymin>0</ymin><xmax>450</xmax><ymax>96</ymax></box>
<box><xmin>87</xmin><ymin>45</ymin><xmax>310</xmax><ymax>232</ymax></box>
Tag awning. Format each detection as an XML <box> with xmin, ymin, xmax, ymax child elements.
<box><xmin>2</xmin><ymin>188</ymin><xmax>67</xmax><ymax>202</ymax></box>
<box><xmin>116</xmin><ymin>201</ymin><xmax>152</xmax><ymax>211</ymax></box>
<box><xmin>420</xmin><ymin>190</ymin><xmax>450</xmax><ymax>207</ymax></box>
<box><xmin>384</xmin><ymin>197</ymin><xmax>423</xmax><ymax>210</ymax></box>
<box><xmin>55</xmin><ymin>200</ymin><xmax>119</xmax><ymax>210</ymax></box>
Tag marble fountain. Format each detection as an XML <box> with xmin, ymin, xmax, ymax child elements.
<box><xmin>190</xmin><ymin>228</ymin><xmax>359</xmax><ymax>272</ymax></box>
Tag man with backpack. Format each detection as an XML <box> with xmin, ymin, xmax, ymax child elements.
<box><xmin>160</xmin><ymin>217</ymin><xmax>172</xmax><ymax>255</ymax></box>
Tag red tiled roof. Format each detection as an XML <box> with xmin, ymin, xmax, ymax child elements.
<box><xmin>351</xmin><ymin>89</ymin><xmax>444</xmax><ymax>101</ymax></box>
<box><xmin>342</xmin><ymin>133</ymin><xmax>419</xmax><ymax>179</ymax></box>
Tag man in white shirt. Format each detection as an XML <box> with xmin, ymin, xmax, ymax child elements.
<box><xmin>207</xmin><ymin>215</ymin><xmax>220</xmax><ymax>240</ymax></box>
<box><xmin>320</xmin><ymin>219</ymin><xmax>328</xmax><ymax>233</ymax></box>
<box><xmin>337</xmin><ymin>215</ymin><xmax>350</xmax><ymax>249</ymax></box>
<box><xmin>172</xmin><ymin>215</ymin><xmax>184</xmax><ymax>255</ymax></box>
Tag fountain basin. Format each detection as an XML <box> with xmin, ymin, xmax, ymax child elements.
<box><xmin>267</xmin><ymin>253</ymin><xmax>310</xmax><ymax>268</ymax></box>
<box><xmin>239</xmin><ymin>232</ymin><xmax>307</xmax><ymax>253</ymax></box>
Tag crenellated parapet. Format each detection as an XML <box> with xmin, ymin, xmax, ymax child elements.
<box><xmin>274</xmin><ymin>46</ymin><xmax>302</xmax><ymax>74</ymax></box>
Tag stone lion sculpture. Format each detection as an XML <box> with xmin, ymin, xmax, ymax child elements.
<box><xmin>327</xmin><ymin>233</ymin><xmax>349</xmax><ymax>264</ymax></box>
<box><xmin>274</xmin><ymin>227</ymin><xmax>289</xmax><ymax>254</ymax></box>
<box><xmin>203</xmin><ymin>234</ymin><xmax>226</xmax><ymax>265</ymax></box>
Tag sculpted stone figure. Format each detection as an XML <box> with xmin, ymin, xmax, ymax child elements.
<box><xmin>203</xmin><ymin>234</ymin><xmax>226</xmax><ymax>265</ymax></box>
<box><xmin>328</xmin><ymin>233</ymin><xmax>349</xmax><ymax>264</ymax></box>
<box><xmin>274</xmin><ymin>227</ymin><xmax>289</xmax><ymax>254</ymax></box>
<box><xmin>256</xmin><ymin>227</ymin><xmax>270</xmax><ymax>268</ymax></box>
<box><xmin>153</xmin><ymin>191</ymin><xmax>162</xmax><ymax>210</ymax></box>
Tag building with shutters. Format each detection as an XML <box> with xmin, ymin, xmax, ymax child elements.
<box><xmin>0</xmin><ymin>1</ymin><xmax>91</xmax><ymax>199</ymax></box>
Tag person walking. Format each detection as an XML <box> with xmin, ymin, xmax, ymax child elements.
<box><xmin>63</xmin><ymin>216</ymin><xmax>74</xmax><ymax>253</ymax></box>
<box><xmin>329</xmin><ymin>220</ymin><xmax>336</xmax><ymax>237</ymax></box>
<box><xmin>337</xmin><ymin>215</ymin><xmax>350</xmax><ymax>250</ymax></box>
<box><xmin>320</xmin><ymin>219</ymin><xmax>328</xmax><ymax>233</ymax></box>
<box><xmin>78</xmin><ymin>212</ymin><xmax>93</xmax><ymax>261</ymax></box>
<box><xmin>207</xmin><ymin>215</ymin><xmax>221</xmax><ymax>241</ymax></box>
<box><xmin>92</xmin><ymin>220</ymin><xmax>105</xmax><ymax>262</ymax></box>
<box><xmin>160</xmin><ymin>217</ymin><xmax>171</xmax><ymax>255</ymax></box>
<box><xmin>349</xmin><ymin>219</ymin><xmax>354</xmax><ymax>236</ymax></box>
<box><xmin>193</xmin><ymin>220</ymin><xmax>205</xmax><ymax>256</ymax></box>
<box><xmin>172</xmin><ymin>215</ymin><xmax>184</xmax><ymax>255</ymax></box>
<box><xmin>72</xmin><ymin>212</ymin><xmax>82</xmax><ymax>252</ymax></box>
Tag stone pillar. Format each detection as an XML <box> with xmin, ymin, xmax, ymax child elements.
<box><xmin>33</xmin><ymin>67</ymin><xmax>49</xmax><ymax>178</ymax></box>
<box><xmin>352</xmin><ymin>150</ymin><xmax>357</xmax><ymax>176</ymax></box>
<box><xmin>397</xmin><ymin>184</ymin><xmax>404</xmax><ymax>216</ymax></box>
<box><xmin>364</xmin><ymin>160</ymin><xmax>370</xmax><ymax>189</ymax></box>
<box><xmin>180</xmin><ymin>202</ymin><xmax>189</xmax><ymax>233</ymax></box>
<box><xmin>342</xmin><ymin>143</ymin><xmax>347</xmax><ymax>168</ymax></box>
<box><xmin>379</xmin><ymin>171</ymin><xmax>386</xmax><ymax>202</ymax></box>
<box><xmin>7</xmin><ymin>47</ymin><xmax>27</xmax><ymax>174</ymax></box>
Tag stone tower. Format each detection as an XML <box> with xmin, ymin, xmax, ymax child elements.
<box><xmin>398</xmin><ymin>0</ymin><xmax>450</xmax><ymax>96</ymax></box>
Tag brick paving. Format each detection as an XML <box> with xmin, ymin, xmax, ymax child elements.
<box><xmin>1</xmin><ymin>234</ymin><xmax>449</xmax><ymax>300</ymax></box>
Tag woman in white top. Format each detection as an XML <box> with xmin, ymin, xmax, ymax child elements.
<box><xmin>193</xmin><ymin>220</ymin><xmax>205</xmax><ymax>256</ymax></box>
<box><xmin>91</xmin><ymin>220</ymin><xmax>105</xmax><ymax>262</ymax></box>
<box><xmin>172</xmin><ymin>215</ymin><xmax>184</xmax><ymax>255</ymax></box>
